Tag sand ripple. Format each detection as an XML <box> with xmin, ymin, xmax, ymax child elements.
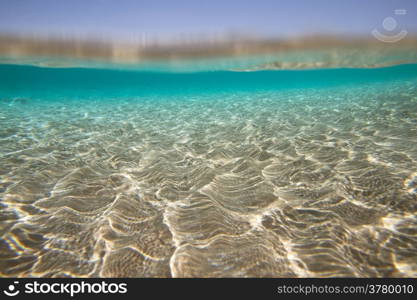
<box><xmin>1</xmin><ymin>80</ymin><xmax>417</xmax><ymax>277</ymax></box>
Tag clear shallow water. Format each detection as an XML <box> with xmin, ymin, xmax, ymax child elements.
<box><xmin>0</xmin><ymin>63</ymin><xmax>417</xmax><ymax>277</ymax></box>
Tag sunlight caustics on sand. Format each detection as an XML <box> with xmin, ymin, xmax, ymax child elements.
<box><xmin>0</xmin><ymin>62</ymin><xmax>417</xmax><ymax>277</ymax></box>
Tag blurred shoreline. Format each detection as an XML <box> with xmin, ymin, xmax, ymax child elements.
<box><xmin>1</xmin><ymin>34</ymin><xmax>417</xmax><ymax>70</ymax></box>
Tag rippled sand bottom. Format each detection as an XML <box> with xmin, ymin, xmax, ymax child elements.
<box><xmin>1</xmin><ymin>80</ymin><xmax>417</xmax><ymax>277</ymax></box>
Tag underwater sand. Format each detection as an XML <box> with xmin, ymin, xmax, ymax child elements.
<box><xmin>0</xmin><ymin>63</ymin><xmax>417</xmax><ymax>277</ymax></box>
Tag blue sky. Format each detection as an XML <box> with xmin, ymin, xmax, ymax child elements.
<box><xmin>0</xmin><ymin>0</ymin><xmax>416</xmax><ymax>41</ymax></box>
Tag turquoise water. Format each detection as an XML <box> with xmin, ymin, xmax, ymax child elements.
<box><xmin>2</xmin><ymin>63</ymin><xmax>417</xmax><ymax>99</ymax></box>
<box><xmin>1</xmin><ymin>62</ymin><xmax>417</xmax><ymax>277</ymax></box>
